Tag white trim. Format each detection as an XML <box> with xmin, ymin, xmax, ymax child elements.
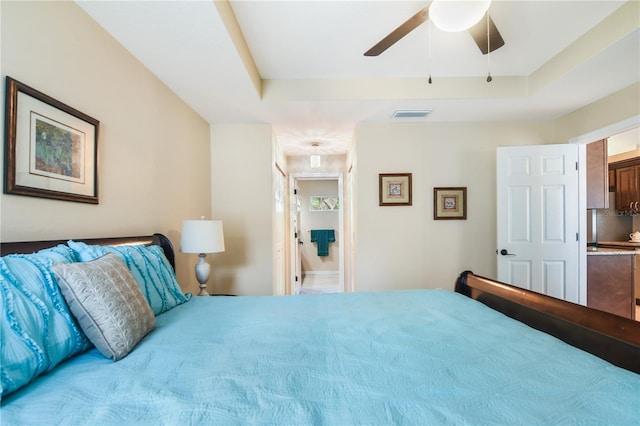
<box><xmin>577</xmin><ymin>142</ymin><xmax>588</xmax><ymax>306</ymax></box>
<box><xmin>303</xmin><ymin>271</ymin><xmax>339</xmax><ymax>276</ymax></box>
<box><xmin>570</xmin><ymin>115</ymin><xmax>640</xmax><ymax>145</ymax></box>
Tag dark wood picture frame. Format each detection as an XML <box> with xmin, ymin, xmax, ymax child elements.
<box><xmin>4</xmin><ymin>76</ymin><xmax>99</xmax><ymax>204</ymax></box>
<box><xmin>434</xmin><ymin>187</ymin><xmax>467</xmax><ymax>219</ymax></box>
<box><xmin>379</xmin><ymin>173</ymin><xmax>412</xmax><ymax>206</ymax></box>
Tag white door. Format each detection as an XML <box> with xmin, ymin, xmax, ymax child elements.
<box><xmin>497</xmin><ymin>144</ymin><xmax>580</xmax><ymax>303</ymax></box>
<box><xmin>290</xmin><ymin>183</ymin><xmax>303</xmax><ymax>295</ymax></box>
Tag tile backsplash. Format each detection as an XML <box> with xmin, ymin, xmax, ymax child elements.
<box><xmin>595</xmin><ymin>192</ymin><xmax>634</xmax><ymax>241</ymax></box>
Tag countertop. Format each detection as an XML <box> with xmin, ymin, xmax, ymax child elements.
<box><xmin>588</xmin><ymin>241</ymin><xmax>640</xmax><ymax>255</ymax></box>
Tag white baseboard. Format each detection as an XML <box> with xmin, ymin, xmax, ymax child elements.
<box><xmin>302</xmin><ymin>271</ymin><xmax>339</xmax><ymax>276</ymax></box>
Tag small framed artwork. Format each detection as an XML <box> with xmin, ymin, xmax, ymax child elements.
<box><xmin>4</xmin><ymin>77</ymin><xmax>99</xmax><ymax>204</ymax></box>
<box><xmin>379</xmin><ymin>173</ymin><xmax>412</xmax><ymax>206</ymax></box>
<box><xmin>434</xmin><ymin>187</ymin><xmax>467</xmax><ymax>220</ymax></box>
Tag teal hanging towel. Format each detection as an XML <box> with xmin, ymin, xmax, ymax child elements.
<box><xmin>310</xmin><ymin>229</ymin><xmax>335</xmax><ymax>256</ymax></box>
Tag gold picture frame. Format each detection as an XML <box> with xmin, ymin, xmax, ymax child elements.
<box><xmin>379</xmin><ymin>173</ymin><xmax>412</xmax><ymax>206</ymax></box>
<box><xmin>434</xmin><ymin>187</ymin><xmax>467</xmax><ymax>220</ymax></box>
<box><xmin>4</xmin><ymin>77</ymin><xmax>99</xmax><ymax>204</ymax></box>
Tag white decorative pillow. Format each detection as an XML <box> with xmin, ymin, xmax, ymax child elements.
<box><xmin>52</xmin><ymin>253</ymin><xmax>156</xmax><ymax>361</ymax></box>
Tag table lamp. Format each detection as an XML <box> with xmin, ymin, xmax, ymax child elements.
<box><xmin>180</xmin><ymin>217</ymin><xmax>225</xmax><ymax>296</ymax></box>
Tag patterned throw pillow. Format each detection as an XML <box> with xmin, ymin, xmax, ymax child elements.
<box><xmin>67</xmin><ymin>241</ymin><xmax>190</xmax><ymax>315</ymax></box>
<box><xmin>52</xmin><ymin>253</ymin><xmax>156</xmax><ymax>361</ymax></box>
<box><xmin>0</xmin><ymin>245</ymin><xmax>91</xmax><ymax>396</ymax></box>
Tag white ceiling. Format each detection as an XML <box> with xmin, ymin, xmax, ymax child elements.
<box><xmin>76</xmin><ymin>0</ymin><xmax>639</xmax><ymax>156</ymax></box>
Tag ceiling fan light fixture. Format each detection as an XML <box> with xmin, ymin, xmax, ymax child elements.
<box><xmin>310</xmin><ymin>142</ymin><xmax>321</xmax><ymax>168</ymax></box>
<box><xmin>429</xmin><ymin>0</ymin><xmax>491</xmax><ymax>33</ymax></box>
<box><xmin>310</xmin><ymin>155</ymin><xmax>321</xmax><ymax>168</ymax></box>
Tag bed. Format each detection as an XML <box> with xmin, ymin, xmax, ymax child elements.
<box><xmin>1</xmin><ymin>234</ymin><xmax>639</xmax><ymax>425</ymax></box>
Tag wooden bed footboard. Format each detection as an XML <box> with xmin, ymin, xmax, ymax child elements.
<box><xmin>455</xmin><ymin>271</ymin><xmax>640</xmax><ymax>374</ymax></box>
<box><xmin>0</xmin><ymin>233</ymin><xmax>176</xmax><ymax>271</ymax></box>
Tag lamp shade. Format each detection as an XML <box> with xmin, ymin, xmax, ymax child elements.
<box><xmin>180</xmin><ymin>219</ymin><xmax>225</xmax><ymax>254</ymax></box>
<box><xmin>429</xmin><ymin>0</ymin><xmax>491</xmax><ymax>33</ymax></box>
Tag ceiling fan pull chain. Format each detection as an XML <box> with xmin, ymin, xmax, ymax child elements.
<box><xmin>486</xmin><ymin>11</ymin><xmax>493</xmax><ymax>83</ymax></box>
<box><xmin>427</xmin><ymin>20</ymin><xmax>433</xmax><ymax>84</ymax></box>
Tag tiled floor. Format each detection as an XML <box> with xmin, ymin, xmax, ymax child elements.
<box><xmin>299</xmin><ymin>274</ymin><xmax>341</xmax><ymax>294</ymax></box>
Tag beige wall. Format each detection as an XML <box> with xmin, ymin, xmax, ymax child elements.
<box><xmin>0</xmin><ymin>1</ymin><xmax>211</xmax><ymax>294</ymax></box>
<box><xmin>354</xmin><ymin>84</ymin><xmax>639</xmax><ymax>293</ymax></box>
<box><xmin>553</xmin><ymin>83</ymin><xmax>640</xmax><ymax>143</ymax></box>
<box><xmin>210</xmin><ymin>124</ymin><xmax>273</xmax><ymax>295</ymax></box>
<box><xmin>355</xmin><ymin>121</ymin><xmax>556</xmax><ymax>292</ymax></box>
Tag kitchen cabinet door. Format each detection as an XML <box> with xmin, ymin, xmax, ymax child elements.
<box><xmin>587</xmin><ymin>254</ymin><xmax>634</xmax><ymax>319</ymax></box>
<box><xmin>586</xmin><ymin>139</ymin><xmax>609</xmax><ymax>209</ymax></box>
<box><xmin>615</xmin><ymin>165</ymin><xmax>640</xmax><ymax>211</ymax></box>
<box><xmin>609</xmin><ymin>169</ymin><xmax>616</xmax><ymax>192</ymax></box>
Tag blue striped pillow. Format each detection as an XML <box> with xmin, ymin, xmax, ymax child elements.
<box><xmin>0</xmin><ymin>245</ymin><xmax>92</xmax><ymax>396</ymax></box>
<box><xmin>67</xmin><ymin>241</ymin><xmax>190</xmax><ymax>315</ymax></box>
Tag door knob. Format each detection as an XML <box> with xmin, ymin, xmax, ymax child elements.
<box><xmin>498</xmin><ymin>249</ymin><xmax>515</xmax><ymax>256</ymax></box>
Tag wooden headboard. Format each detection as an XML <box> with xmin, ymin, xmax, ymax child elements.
<box><xmin>455</xmin><ymin>271</ymin><xmax>640</xmax><ymax>374</ymax></box>
<box><xmin>0</xmin><ymin>233</ymin><xmax>176</xmax><ymax>271</ymax></box>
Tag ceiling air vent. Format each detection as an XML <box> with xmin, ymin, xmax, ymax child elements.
<box><xmin>393</xmin><ymin>110</ymin><xmax>432</xmax><ymax>118</ymax></box>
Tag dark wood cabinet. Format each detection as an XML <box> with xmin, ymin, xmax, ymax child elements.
<box><xmin>587</xmin><ymin>139</ymin><xmax>609</xmax><ymax>209</ymax></box>
<box><xmin>614</xmin><ymin>164</ymin><xmax>640</xmax><ymax>211</ymax></box>
<box><xmin>587</xmin><ymin>253</ymin><xmax>635</xmax><ymax>319</ymax></box>
<box><xmin>609</xmin><ymin>157</ymin><xmax>640</xmax><ymax>211</ymax></box>
<box><xmin>609</xmin><ymin>169</ymin><xmax>616</xmax><ymax>192</ymax></box>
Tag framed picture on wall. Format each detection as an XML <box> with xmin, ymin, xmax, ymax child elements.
<box><xmin>379</xmin><ymin>173</ymin><xmax>412</xmax><ymax>206</ymax></box>
<box><xmin>4</xmin><ymin>76</ymin><xmax>100</xmax><ymax>204</ymax></box>
<box><xmin>434</xmin><ymin>187</ymin><xmax>467</xmax><ymax>220</ymax></box>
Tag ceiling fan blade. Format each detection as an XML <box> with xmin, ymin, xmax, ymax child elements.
<box><xmin>468</xmin><ymin>14</ymin><xmax>505</xmax><ymax>55</ymax></box>
<box><xmin>364</xmin><ymin>6</ymin><xmax>429</xmax><ymax>57</ymax></box>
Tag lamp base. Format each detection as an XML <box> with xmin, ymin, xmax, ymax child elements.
<box><xmin>198</xmin><ymin>284</ymin><xmax>210</xmax><ymax>297</ymax></box>
<box><xmin>195</xmin><ymin>254</ymin><xmax>211</xmax><ymax>296</ymax></box>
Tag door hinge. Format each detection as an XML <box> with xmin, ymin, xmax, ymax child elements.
<box><xmin>294</xmin><ymin>232</ymin><xmax>298</xmax><ymax>238</ymax></box>
<box><xmin>576</xmin><ymin>233</ymin><xmax>579</xmax><ymax>241</ymax></box>
<box><xmin>295</xmin><ymin>276</ymin><xmax>299</xmax><ymax>282</ymax></box>
<box><xmin>294</xmin><ymin>189</ymin><xmax>298</xmax><ymax>195</ymax></box>
<box><xmin>576</xmin><ymin>162</ymin><xmax>579</xmax><ymax>171</ymax></box>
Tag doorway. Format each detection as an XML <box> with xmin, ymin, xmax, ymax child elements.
<box><xmin>289</xmin><ymin>173</ymin><xmax>344</xmax><ymax>295</ymax></box>
<box><xmin>496</xmin><ymin>144</ymin><xmax>580</xmax><ymax>302</ymax></box>
<box><xmin>579</xmin><ymin>121</ymin><xmax>640</xmax><ymax>319</ymax></box>
<box><xmin>573</xmin><ymin>115</ymin><xmax>640</xmax><ymax>306</ymax></box>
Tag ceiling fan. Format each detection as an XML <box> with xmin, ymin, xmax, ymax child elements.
<box><xmin>364</xmin><ymin>1</ymin><xmax>505</xmax><ymax>57</ymax></box>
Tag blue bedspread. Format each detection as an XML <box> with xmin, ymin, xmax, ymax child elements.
<box><xmin>2</xmin><ymin>290</ymin><xmax>638</xmax><ymax>425</ymax></box>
